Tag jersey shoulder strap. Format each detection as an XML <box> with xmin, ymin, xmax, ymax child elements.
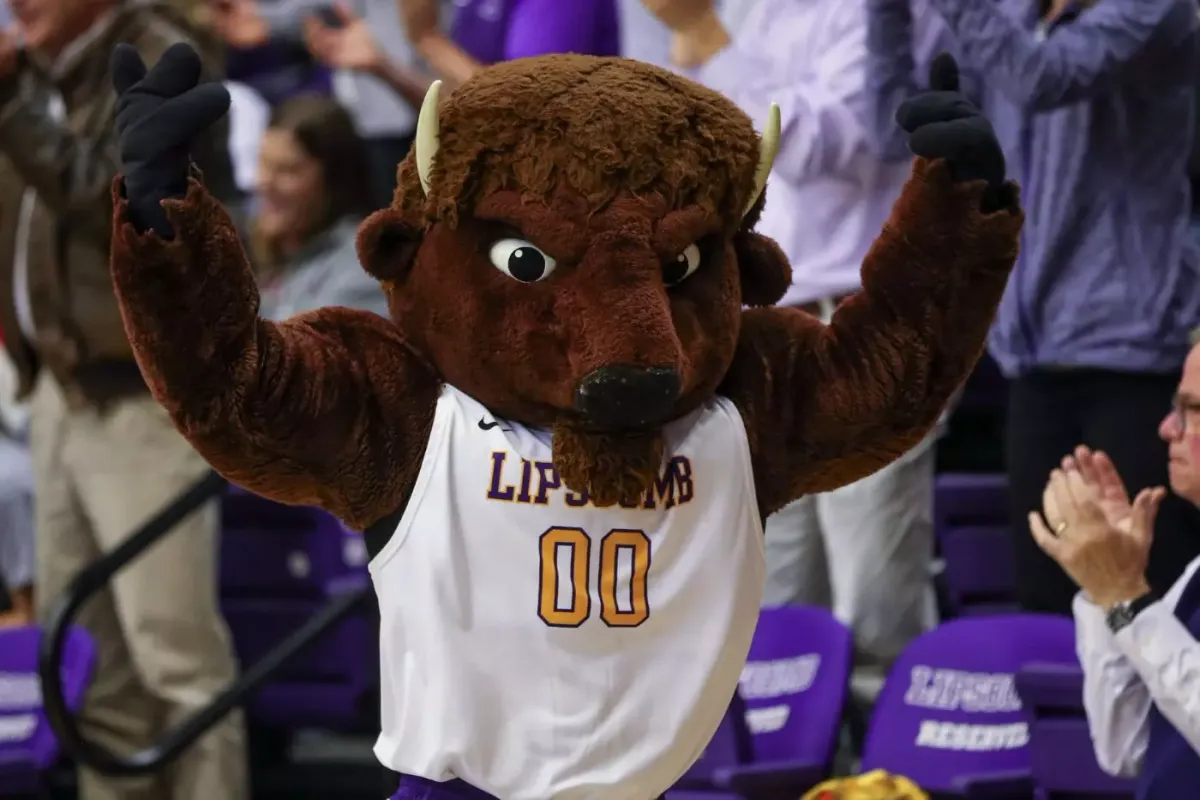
<box><xmin>363</xmin><ymin>385</ymin><xmax>462</xmax><ymax>560</ymax></box>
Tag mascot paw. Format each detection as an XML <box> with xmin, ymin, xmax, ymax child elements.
<box><xmin>111</xmin><ymin>42</ymin><xmax>230</xmax><ymax>235</ymax></box>
<box><xmin>895</xmin><ymin>53</ymin><xmax>1007</xmax><ymax>211</ymax></box>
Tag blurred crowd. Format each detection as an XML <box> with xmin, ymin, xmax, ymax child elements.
<box><xmin>1</xmin><ymin>0</ymin><xmax>1199</xmax><ymax>797</ymax></box>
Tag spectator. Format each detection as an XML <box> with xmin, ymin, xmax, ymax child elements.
<box><xmin>1030</xmin><ymin>342</ymin><xmax>1200</xmax><ymax>792</ymax></box>
<box><xmin>210</xmin><ymin>0</ymin><xmax>334</xmax><ymax>105</ymax></box>
<box><xmin>866</xmin><ymin>0</ymin><xmax>1200</xmax><ymax>615</ymax></box>
<box><xmin>213</xmin><ymin>0</ymin><xmax>441</xmax><ymax>209</ymax></box>
<box><xmin>399</xmin><ymin>0</ymin><xmax>619</xmax><ymax>87</ymax></box>
<box><xmin>209</xmin><ymin>0</ymin><xmax>333</xmax><ymax>104</ymax></box>
<box><xmin>305</xmin><ymin>0</ymin><xmax>623</xmax><ymax>125</ymax></box>
<box><xmin>251</xmin><ymin>94</ymin><xmax>389</xmax><ymax>319</ymax></box>
<box><xmin>639</xmin><ymin>0</ymin><xmax>938</xmax><ymax>705</ymax></box>
<box><xmin>303</xmin><ymin>3</ymin><xmax>437</xmax><ymax>111</ymax></box>
<box><xmin>0</xmin><ymin>0</ymin><xmax>247</xmax><ymax>798</ymax></box>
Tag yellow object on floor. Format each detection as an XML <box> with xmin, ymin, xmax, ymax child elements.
<box><xmin>800</xmin><ymin>769</ymin><xmax>930</xmax><ymax>800</ymax></box>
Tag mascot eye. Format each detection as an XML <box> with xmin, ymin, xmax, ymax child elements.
<box><xmin>663</xmin><ymin>243</ymin><xmax>702</xmax><ymax>286</ymax></box>
<box><xmin>488</xmin><ymin>238</ymin><xmax>557</xmax><ymax>283</ymax></box>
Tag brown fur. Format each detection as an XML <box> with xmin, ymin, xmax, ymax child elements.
<box><xmin>107</xmin><ymin>55</ymin><xmax>1023</xmax><ymax>531</ymax></box>
<box><xmin>392</xmin><ymin>55</ymin><xmax>760</xmax><ymax>230</ymax></box>
<box><xmin>722</xmin><ymin>159</ymin><xmax>1022</xmax><ymax>515</ymax></box>
<box><xmin>551</xmin><ymin>421</ymin><xmax>665</xmax><ymax>508</ymax></box>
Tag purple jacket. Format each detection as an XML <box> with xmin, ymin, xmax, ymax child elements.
<box><xmin>450</xmin><ymin>0</ymin><xmax>620</xmax><ymax>65</ymax></box>
<box><xmin>867</xmin><ymin>0</ymin><xmax>1200</xmax><ymax>377</ymax></box>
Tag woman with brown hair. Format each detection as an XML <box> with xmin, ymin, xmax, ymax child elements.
<box><xmin>252</xmin><ymin>93</ymin><xmax>389</xmax><ymax>320</ymax></box>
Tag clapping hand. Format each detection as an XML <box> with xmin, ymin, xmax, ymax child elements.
<box><xmin>1029</xmin><ymin>446</ymin><xmax>1163</xmax><ymax>610</ymax></box>
<box><xmin>210</xmin><ymin>0</ymin><xmax>270</xmax><ymax>49</ymax></box>
<box><xmin>305</xmin><ymin>3</ymin><xmax>384</xmax><ymax>74</ymax></box>
<box><xmin>1061</xmin><ymin>446</ymin><xmax>1137</xmax><ymax>531</ymax></box>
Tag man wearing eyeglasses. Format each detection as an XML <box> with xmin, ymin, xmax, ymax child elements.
<box><xmin>1029</xmin><ymin>339</ymin><xmax>1200</xmax><ymax>791</ymax></box>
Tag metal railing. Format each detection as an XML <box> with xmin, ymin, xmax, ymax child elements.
<box><xmin>37</xmin><ymin>470</ymin><xmax>370</xmax><ymax>776</ymax></box>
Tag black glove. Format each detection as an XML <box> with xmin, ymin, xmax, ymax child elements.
<box><xmin>896</xmin><ymin>53</ymin><xmax>1008</xmax><ymax>212</ymax></box>
<box><xmin>111</xmin><ymin>42</ymin><xmax>230</xmax><ymax>236</ymax></box>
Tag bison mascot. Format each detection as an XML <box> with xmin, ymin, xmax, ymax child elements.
<box><xmin>108</xmin><ymin>42</ymin><xmax>1020</xmax><ymax>800</ymax></box>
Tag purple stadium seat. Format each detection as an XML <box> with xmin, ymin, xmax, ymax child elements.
<box><xmin>862</xmin><ymin>614</ymin><xmax>1077</xmax><ymax>799</ymax></box>
<box><xmin>220</xmin><ymin>487</ymin><xmax>377</xmax><ymax>730</ymax></box>
<box><xmin>934</xmin><ymin>474</ymin><xmax>1017</xmax><ymax>617</ymax></box>
<box><xmin>0</xmin><ymin>625</ymin><xmax>95</xmax><ymax>796</ymax></box>
<box><xmin>668</xmin><ymin>606</ymin><xmax>852</xmax><ymax>800</ymax></box>
<box><xmin>221</xmin><ymin>486</ymin><xmax>370</xmax><ymax>599</ymax></box>
<box><xmin>672</xmin><ymin>691</ymin><xmax>752</xmax><ymax>791</ymax></box>
<box><xmin>1014</xmin><ymin>663</ymin><xmax>1135</xmax><ymax>799</ymax></box>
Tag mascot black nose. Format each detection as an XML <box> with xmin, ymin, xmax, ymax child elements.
<box><xmin>574</xmin><ymin>365</ymin><xmax>681</xmax><ymax>429</ymax></box>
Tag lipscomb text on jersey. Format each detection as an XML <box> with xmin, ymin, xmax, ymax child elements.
<box><xmin>487</xmin><ymin>450</ymin><xmax>695</xmax><ymax>510</ymax></box>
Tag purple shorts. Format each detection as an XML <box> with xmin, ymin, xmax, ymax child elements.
<box><xmin>391</xmin><ymin>775</ymin><xmax>497</xmax><ymax>800</ymax></box>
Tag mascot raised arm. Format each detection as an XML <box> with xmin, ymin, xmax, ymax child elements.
<box><xmin>108</xmin><ymin>43</ymin><xmax>1021</xmax><ymax>800</ymax></box>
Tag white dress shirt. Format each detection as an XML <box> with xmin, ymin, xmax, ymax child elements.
<box><xmin>1075</xmin><ymin>556</ymin><xmax>1200</xmax><ymax>776</ymax></box>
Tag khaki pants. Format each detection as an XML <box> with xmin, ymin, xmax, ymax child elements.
<box><xmin>763</xmin><ymin>440</ymin><xmax>939</xmax><ymax>705</ymax></box>
<box><xmin>764</xmin><ymin>297</ymin><xmax>942</xmax><ymax>708</ymax></box>
<box><xmin>31</xmin><ymin>374</ymin><xmax>247</xmax><ymax>800</ymax></box>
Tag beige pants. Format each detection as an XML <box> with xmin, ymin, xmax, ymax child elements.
<box><xmin>763</xmin><ymin>439</ymin><xmax>939</xmax><ymax>705</ymax></box>
<box><xmin>31</xmin><ymin>374</ymin><xmax>247</xmax><ymax>800</ymax></box>
<box><xmin>764</xmin><ymin>297</ymin><xmax>943</xmax><ymax>707</ymax></box>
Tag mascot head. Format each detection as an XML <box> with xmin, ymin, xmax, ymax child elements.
<box><xmin>356</xmin><ymin>55</ymin><xmax>789</xmax><ymax>505</ymax></box>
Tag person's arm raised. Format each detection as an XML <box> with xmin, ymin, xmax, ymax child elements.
<box><xmin>399</xmin><ymin>0</ymin><xmax>481</xmax><ymax>84</ymax></box>
<box><xmin>725</xmin><ymin>55</ymin><xmax>1022</xmax><ymax>513</ymax></box>
<box><xmin>110</xmin><ymin>43</ymin><xmax>440</xmax><ymax>530</ymax></box>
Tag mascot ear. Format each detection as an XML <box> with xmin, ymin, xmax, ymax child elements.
<box><xmin>356</xmin><ymin>207</ymin><xmax>423</xmax><ymax>283</ymax></box>
<box><xmin>734</xmin><ymin>231</ymin><xmax>791</xmax><ymax>307</ymax></box>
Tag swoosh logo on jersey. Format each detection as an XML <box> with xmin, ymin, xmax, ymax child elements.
<box><xmin>478</xmin><ymin>417</ymin><xmax>510</xmax><ymax>432</ymax></box>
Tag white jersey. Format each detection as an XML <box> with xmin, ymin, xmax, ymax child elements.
<box><xmin>369</xmin><ymin>385</ymin><xmax>766</xmax><ymax>800</ymax></box>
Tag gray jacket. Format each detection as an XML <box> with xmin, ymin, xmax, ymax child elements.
<box><xmin>258</xmin><ymin>218</ymin><xmax>389</xmax><ymax>321</ymax></box>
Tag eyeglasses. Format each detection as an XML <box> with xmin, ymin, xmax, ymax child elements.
<box><xmin>1166</xmin><ymin>396</ymin><xmax>1200</xmax><ymax>439</ymax></box>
